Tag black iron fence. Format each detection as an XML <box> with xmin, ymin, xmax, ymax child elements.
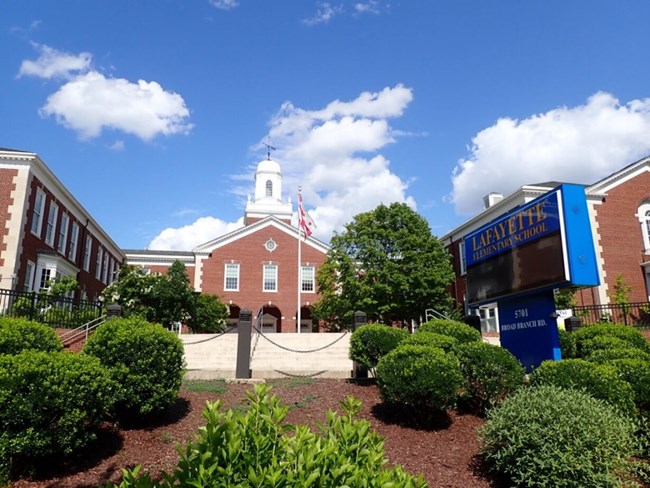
<box><xmin>573</xmin><ymin>302</ymin><xmax>650</xmax><ymax>328</ymax></box>
<box><xmin>0</xmin><ymin>288</ymin><xmax>103</xmax><ymax>329</ymax></box>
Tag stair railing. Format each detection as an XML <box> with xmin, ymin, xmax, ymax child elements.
<box><xmin>59</xmin><ymin>314</ymin><xmax>107</xmax><ymax>347</ymax></box>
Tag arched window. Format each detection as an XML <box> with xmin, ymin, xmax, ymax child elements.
<box><xmin>265</xmin><ymin>180</ymin><xmax>273</xmax><ymax>197</ymax></box>
<box><xmin>638</xmin><ymin>202</ymin><xmax>650</xmax><ymax>251</ymax></box>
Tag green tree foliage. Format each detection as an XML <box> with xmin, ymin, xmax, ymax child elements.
<box><xmin>83</xmin><ymin>317</ymin><xmax>185</xmax><ymax>418</ymax></box>
<box><xmin>479</xmin><ymin>385</ymin><xmax>638</xmax><ymax>488</ymax></box>
<box><xmin>313</xmin><ymin>203</ymin><xmax>454</xmax><ymax>328</ymax></box>
<box><xmin>101</xmin><ymin>262</ymin><xmax>227</xmax><ymax>330</ymax></box>
<box><xmin>0</xmin><ymin>317</ymin><xmax>62</xmax><ymax>354</ymax></box>
<box><xmin>104</xmin><ymin>384</ymin><xmax>426</xmax><ymax>488</ymax></box>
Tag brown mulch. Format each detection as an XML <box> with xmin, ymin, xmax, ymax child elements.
<box><xmin>12</xmin><ymin>379</ymin><xmax>505</xmax><ymax>488</ymax></box>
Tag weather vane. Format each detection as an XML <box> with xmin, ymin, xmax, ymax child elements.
<box><xmin>262</xmin><ymin>138</ymin><xmax>276</xmax><ymax>160</ymax></box>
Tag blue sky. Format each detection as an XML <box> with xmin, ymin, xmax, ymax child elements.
<box><xmin>3</xmin><ymin>1</ymin><xmax>650</xmax><ymax>250</ymax></box>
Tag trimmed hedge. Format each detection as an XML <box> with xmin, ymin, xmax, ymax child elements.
<box><xmin>570</xmin><ymin>323</ymin><xmax>650</xmax><ymax>358</ymax></box>
<box><xmin>586</xmin><ymin>347</ymin><xmax>650</xmax><ymax>364</ymax></box>
<box><xmin>418</xmin><ymin>319</ymin><xmax>481</xmax><ymax>344</ymax></box>
<box><xmin>401</xmin><ymin>331</ymin><xmax>459</xmax><ymax>353</ymax></box>
<box><xmin>83</xmin><ymin>317</ymin><xmax>185</xmax><ymax>417</ymax></box>
<box><xmin>457</xmin><ymin>341</ymin><xmax>526</xmax><ymax>414</ymax></box>
<box><xmin>0</xmin><ymin>317</ymin><xmax>62</xmax><ymax>355</ymax></box>
<box><xmin>0</xmin><ymin>351</ymin><xmax>116</xmax><ymax>481</ymax></box>
<box><xmin>348</xmin><ymin>324</ymin><xmax>409</xmax><ymax>374</ymax></box>
<box><xmin>479</xmin><ymin>385</ymin><xmax>638</xmax><ymax>487</ymax></box>
<box><xmin>376</xmin><ymin>344</ymin><xmax>463</xmax><ymax>411</ymax></box>
<box><xmin>605</xmin><ymin>358</ymin><xmax>650</xmax><ymax>414</ymax></box>
<box><xmin>529</xmin><ymin>358</ymin><xmax>637</xmax><ymax>417</ymax></box>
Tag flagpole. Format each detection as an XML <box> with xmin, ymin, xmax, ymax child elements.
<box><xmin>297</xmin><ymin>187</ymin><xmax>302</xmax><ymax>334</ymax></box>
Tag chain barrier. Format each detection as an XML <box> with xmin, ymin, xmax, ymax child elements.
<box><xmin>252</xmin><ymin>325</ymin><xmax>349</xmax><ymax>353</ymax></box>
<box><xmin>273</xmin><ymin>369</ymin><xmax>328</xmax><ymax>378</ymax></box>
<box><xmin>182</xmin><ymin>325</ymin><xmax>237</xmax><ymax>345</ymax></box>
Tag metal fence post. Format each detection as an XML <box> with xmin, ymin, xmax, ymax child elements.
<box><xmin>236</xmin><ymin>309</ymin><xmax>253</xmax><ymax>379</ymax></box>
<box><xmin>352</xmin><ymin>311</ymin><xmax>368</xmax><ymax>379</ymax></box>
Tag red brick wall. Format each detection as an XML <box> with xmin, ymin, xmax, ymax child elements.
<box><xmin>0</xmin><ymin>169</ymin><xmax>18</xmax><ymax>269</ymax></box>
<box><xmin>200</xmin><ymin>226</ymin><xmax>326</xmax><ymax>332</ymax></box>
<box><xmin>593</xmin><ymin>171</ymin><xmax>650</xmax><ymax>303</ymax></box>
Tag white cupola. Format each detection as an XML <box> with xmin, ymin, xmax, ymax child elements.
<box><xmin>244</xmin><ymin>157</ymin><xmax>293</xmax><ymax>225</ymax></box>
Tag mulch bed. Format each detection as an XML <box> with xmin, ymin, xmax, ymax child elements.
<box><xmin>12</xmin><ymin>379</ymin><xmax>505</xmax><ymax>488</ymax></box>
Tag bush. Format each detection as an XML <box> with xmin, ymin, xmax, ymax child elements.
<box><xmin>401</xmin><ymin>331</ymin><xmax>459</xmax><ymax>353</ymax></box>
<box><xmin>0</xmin><ymin>351</ymin><xmax>116</xmax><ymax>481</ymax></box>
<box><xmin>418</xmin><ymin>319</ymin><xmax>482</xmax><ymax>344</ymax></box>
<box><xmin>605</xmin><ymin>359</ymin><xmax>650</xmax><ymax>414</ymax></box>
<box><xmin>571</xmin><ymin>323</ymin><xmax>650</xmax><ymax>358</ymax></box>
<box><xmin>376</xmin><ymin>345</ymin><xmax>463</xmax><ymax>412</ymax></box>
<box><xmin>348</xmin><ymin>324</ymin><xmax>408</xmax><ymax>375</ymax></box>
<box><xmin>580</xmin><ymin>335</ymin><xmax>640</xmax><ymax>358</ymax></box>
<box><xmin>0</xmin><ymin>317</ymin><xmax>62</xmax><ymax>354</ymax></box>
<box><xmin>479</xmin><ymin>385</ymin><xmax>638</xmax><ymax>488</ymax></box>
<box><xmin>457</xmin><ymin>341</ymin><xmax>526</xmax><ymax>414</ymax></box>
<box><xmin>83</xmin><ymin>317</ymin><xmax>185</xmax><ymax>417</ymax></box>
<box><xmin>586</xmin><ymin>347</ymin><xmax>650</xmax><ymax>364</ymax></box>
<box><xmin>529</xmin><ymin>359</ymin><xmax>636</xmax><ymax>417</ymax></box>
<box><xmin>558</xmin><ymin>329</ymin><xmax>577</xmax><ymax>358</ymax></box>
<box><xmin>104</xmin><ymin>384</ymin><xmax>426</xmax><ymax>488</ymax></box>
<box><xmin>190</xmin><ymin>294</ymin><xmax>228</xmax><ymax>333</ymax></box>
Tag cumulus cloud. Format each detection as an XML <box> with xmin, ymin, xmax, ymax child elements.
<box><xmin>18</xmin><ymin>43</ymin><xmax>91</xmax><ymax>79</ymax></box>
<box><xmin>451</xmin><ymin>92</ymin><xmax>650</xmax><ymax>215</ymax></box>
<box><xmin>209</xmin><ymin>0</ymin><xmax>239</xmax><ymax>10</ymax></box>
<box><xmin>148</xmin><ymin>84</ymin><xmax>416</xmax><ymax>249</ymax></box>
<box><xmin>149</xmin><ymin>216</ymin><xmax>244</xmax><ymax>251</ymax></box>
<box><xmin>19</xmin><ymin>44</ymin><xmax>192</xmax><ymax>141</ymax></box>
<box><xmin>303</xmin><ymin>3</ymin><xmax>344</xmax><ymax>25</ymax></box>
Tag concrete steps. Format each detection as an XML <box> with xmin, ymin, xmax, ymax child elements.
<box><xmin>181</xmin><ymin>332</ymin><xmax>353</xmax><ymax>380</ymax></box>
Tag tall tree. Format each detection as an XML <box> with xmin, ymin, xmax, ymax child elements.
<box><xmin>313</xmin><ymin>203</ymin><xmax>454</xmax><ymax>328</ymax></box>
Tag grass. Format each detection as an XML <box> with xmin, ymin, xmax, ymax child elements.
<box><xmin>182</xmin><ymin>378</ymin><xmax>227</xmax><ymax>394</ymax></box>
<box><xmin>269</xmin><ymin>377</ymin><xmax>315</xmax><ymax>388</ymax></box>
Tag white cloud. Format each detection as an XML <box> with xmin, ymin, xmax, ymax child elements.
<box><xmin>451</xmin><ymin>92</ymin><xmax>650</xmax><ymax>215</ymax></box>
<box><xmin>18</xmin><ymin>43</ymin><xmax>91</xmax><ymax>79</ymax></box>
<box><xmin>39</xmin><ymin>71</ymin><xmax>192</xmax><ymax>140</ymax></box>
<box><xmin>109</xmin><ymin>140</ymin><xmax>125</xmax><ymax>151</ymax></box>
<box><xmin>303</xmin><ymin>3</ymin><xmax>344</xmax><ymax>25</ymax></box>
<box><xmin>354</xmin><ymin>1</ymin><xmax>382</xmax><ymax>15</ymax></box>
<box><xmin>209</xmin><ymin>0</ymin><xmax>239</xmax><ymax>10</ymax></box>
<box><xmin>148</xmin><ymin>84</ymin><xmax>416</xmax><ymax>249</ymax></box>
<box><xmin>149</xmin><ymin>216</ymin><xmax>244</xmax><ymax>251</ymax></box>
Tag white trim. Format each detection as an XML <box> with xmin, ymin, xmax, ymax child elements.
<box><xmin>0</xmin><ymin>167</ymin><xmax>29</xmax><ymax>288</ymax></box>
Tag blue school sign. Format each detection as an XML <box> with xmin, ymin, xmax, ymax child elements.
<box><xmin>465</xmin><ymin>184</ymin><xmax>599</xmax><ymax>370</ymax></box>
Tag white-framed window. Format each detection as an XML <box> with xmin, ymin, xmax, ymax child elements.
<box><xmin>301</xmin><ymin>266</ymin><xmax>315</xmax><ymax>292</ymax></box>
<box><xmin>459</xmin><ymin>240</ymin><xmax>467</xmax><ymax>275</ymax></box>
<box><xmin>263</xmin><ymin>264</ymin><xmax>278</xmax><ymax>292</ymax></box>
<box><xmin>39</xmin><ymin>268</ymin><xmax>51</xmax><ymax>290</ymax></box>
<box><xmin>30</xmin><ymin>188</ymin><xmax>46</xmax><ymax>237</ymax></box>
<box><xmin>23</xmin><ymin>260</ymin><xmax>35</xmax><ymax>292</ymax></box>
<box><xmin>44</xmin><ymin>202</ymin><xmax>58</xmax><ymax>246</ymax></box>
<box><xmin>57</xmin><ymin>213</ymin><xmax>69</xmax><ymax>255</ymax></box>
<box><xmin>95</xmin><ymin>246</ymin><xmax>103</xmax><ymax>280</ymax></box>
<box><xmin>83</xmin><ymin>236</ymin><xmax>92</xmax><ymax>271</ymax></box>
<box><xmin>640</xmin><ymin>202</ymin><xmax>650</xmax><ymax>252</ymax></box>
<box><xmin>107</xmin><ymin>257</ymin><xmax>114</xmax><ymax>284</ymax></box>
<box><xmin>101</xmin><ymin>253</ymin><xmax>108</xmax><ymax>283</ymax></box>
<box><xmin>224</xmin><ymin>263</ymin><xmax>240</xmax><ymax>291</ymax></box>
<box><xmin>69</xmin><ymin>222</ymin><xmax>79</xmax><ymax>261</ymax></box>
<box><xmin>265</xmin><ymin>180</ymin><xmax>273</xmax><ymax>197</ymax></box>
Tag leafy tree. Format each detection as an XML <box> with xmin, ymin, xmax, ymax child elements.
<box><xmin>313</xmin><ymin>202</ymin><xmax>454</xmax><ymax>327</ymax></box>
<box><xmin>100</xmin><ymin>265</ymin><xmax>162</xmax><ymax>322</ymax></box>
<box><xmin>190</xmin><ymin>294</ymin><xmax>229</xmax><ymax>333</ymax></box>
<box><xmin>152</xmin><ymin>260</ymin><xmax>196</xmax><ymax>326</ymax></box>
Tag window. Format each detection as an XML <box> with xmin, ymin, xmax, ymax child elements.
<box><xmin>23</xmin><ymin>261</ymin><xmax>35</xmax><ymax>292</ymax></box>
<box><xmin>301</xmin><ymin>266</ymin><xmax>315</xmax><ymax>292</ymax></box>
<box><xmin>265</xmin><ymin>180</ymin><xmax>273</xmax><ymax>197</ymax></box>
<box><xmin>459</xmin><ymin>240</ymin><xmax>467</xmax><ymax>275</ymax></box>
<box><xmin>40</xmin><ymin>268</ymin><xmax>51</xmax><ymax>290</ymax></box>
<box><xmin>57</xmin><ymin>213</ymin><xmax>69</xmax><ymax>255</ymax></box>
<box><xmin>83</xmin><ymin>236</ymin><xmax>92</xmax><ymax>271</ymax></box>
<box><xmin>95</xmin><ymin>246</ymin><xmax>103</xmax><ymax>280</ymax></box>
<box><xmin>69</xmin><ymin>222</ymin><xmax>79</xmax><ymax>261</ymax></box>
<box><xmin>640</xmin><ymin>202</ymin><xmax>650</xmax><ymax>251</ymax></box>
<box><xmin>30</xmin><ymin>188</ymin><xmax>46</xmax><ymax>236</ymax></box>
<box><xmin>107</xmin><ymin>257</ymin><xmax>114</xmax><ymax>284</ymax></box>
<box><xmin>224</xmin><ymin>263</ymin><xmax>240</xmax><ymax>291</ymax></box>
<box><xmin>263</xmin><ymin>264</ymin><xmax>277</xmax><ymax>292</ymax></box>
<box><xmin>102</xmin><ymin>253</ymin><xmax>109</xmax><ymax>283</ymax></box>
<box><xmin>44</xmin><ymin>202</ymin><xmax>58</xmax><ymax>246</ymax></box>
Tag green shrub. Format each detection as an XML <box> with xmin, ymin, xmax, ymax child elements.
<box><xmin>457</xmin><ymin>341</ymin><xmax>526</xmax><ymax>414</ymax></box>
<box><xmin>418</xmin><ymin>319</ymin><xmax>481</xmax><ymax>344</ymax></box>
<box><xmin>83</xmin><ymin>317</ymin><xmax>185</xmax><ymax>417</ymax></box>
<box><xmin>529</xmin><ymin>359</ymin><xmax>636</xmax><ymax>417</ymax></box>
<box><xmin>0</xmin><ymin>351</ymin><xmax>116</xmax><ymax>481</ymax></box>
<box><xmin>104</xmin><ymin>384</ymin><xmax>426</xmax><ymax>488</ymax></box>
<box><xmin>189</xmin><ymin>294</ymin><xmax>228</xmax><ymax>333</ymax></box>
<box><xmin>401</xmin><ymin>331</ymin><xmax>459</xmax><ymax>353</ymax></box>
<box><xmin>580</xmin><ymin>335</ymin><xmax>639</xmax><ymax>358</ymax></box>
<box><xmin>479</xmin><ymin>385</ymin><xmax>638</xmax><ymax>488</ymax></box>
<box><xmin>558</xmin><ymin>329</ymin><xmax>577</xmax><ymax>358</ymax></box>
<box><xmin>376</xmin><ymin>345</ymin><xmax>463</xmax><ymax>411</ymax></box>
<box><xmin>572</xmin><ymin>323</ymin><xmax>650</xmax><ymax>358</ymax></box>
<box><xmin>0</xmin><ymin>317</ymin><xmax>62</xmax><ymax>354</ymax></box>
<box><xmin>586</xmin><ymin>347</ymin><xmax>650</xmax><ymax>363</ymax></box>
<box><xmin>605</xmin><ymin>359</ymin><xmax>650</xmax><ymax>414</ymax></box>
<box><xmin>348</xmin><ymin>324</ymin><xmax>408</xmax><ymax>375</ymax></box>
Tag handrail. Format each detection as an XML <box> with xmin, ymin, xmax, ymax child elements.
<box><xmin>60</xmin><ymin>314</ymin><xmax>107</xmax><ymax>346</ymax></box>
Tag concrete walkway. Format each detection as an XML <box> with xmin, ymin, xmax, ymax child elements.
<box><xmin>182</xmin><ymin>331</ymin><xmax>353</xmax><ymax>380</ymax></box>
